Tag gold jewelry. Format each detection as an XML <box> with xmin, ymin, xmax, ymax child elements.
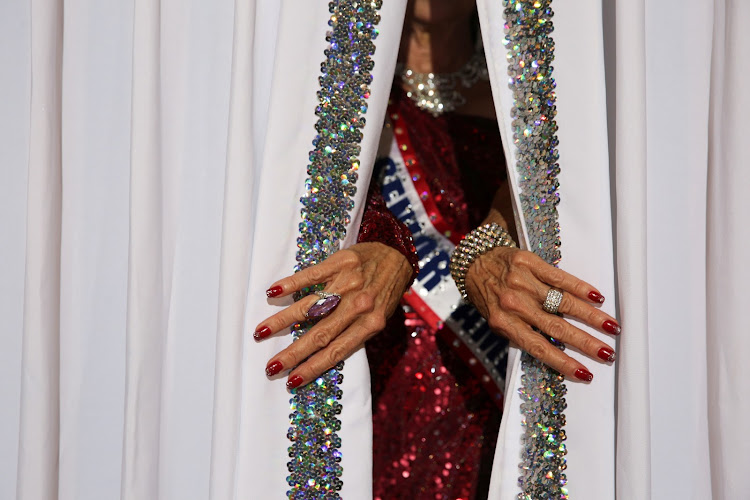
<box><xmin>450</xmin><ymin>223</ymin><xmax>517</xmax><ymax>300</ymax></box>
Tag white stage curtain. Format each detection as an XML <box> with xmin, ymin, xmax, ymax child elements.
<box><xmin>607</xmin><ymin>0</ymin><xmax>749</xmax><ymax>498</ymax></box>
<box><xmin>1</xmin><ymin>1</ymin><xmax>748</xmax><ymax>499</ymax></box>
<box><xmin>481</xmin><ymin>1</ymin><xmax>749</xmax><ymax>498</ymax></box>
<box><xmin>0</xmin><ymin>1</ymin><xmax>406</xmax><ymax>499</ymax></box>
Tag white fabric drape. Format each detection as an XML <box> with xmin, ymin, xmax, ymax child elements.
<box><xmin>0</xmin><ymin>1</ymin><xmax>405</xmax><ymax>499</ymax></box>
<box><xmin>1</xmin><ymin>1</ymin><xmax>749</xmax><ymax>499</ymax></box>
<box><xmin>481</xmin><ymin>2</ymin><xmax>617</xmax><ymax>498</ymax></box>
<box><xmin>482</xmin><ymin>1</ymin><xmax>750</xmax><ymax>498</ymax></box>
<box><xmin>608</xmin><ymin>1</ymin><xmax>749</xmax><ymax>498</ymax></box>
<box><xmin>705</xmin><ymin>1</ymin><xmax>750</xmax><ymax>497</ymax></box>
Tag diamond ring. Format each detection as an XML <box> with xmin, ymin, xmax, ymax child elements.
<box><xmin>542</xmin><ymin>288</ymin><xmax>564</xmax><ymax>314</ymax></box>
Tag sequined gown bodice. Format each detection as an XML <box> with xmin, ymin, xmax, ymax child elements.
<box><xmin>364</xmin><ymin>88</ymin><xmax>508</xmax><ymax>500</ymax></box>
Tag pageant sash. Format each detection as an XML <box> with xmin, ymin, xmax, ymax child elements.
<box><xmin>377</xmin><ymin>108</ymin><xmax>508</xmax><ymax>408</ymax></box>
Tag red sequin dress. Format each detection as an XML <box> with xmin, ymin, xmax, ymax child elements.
<box><xmin>358</xmin><ymin>89</ymin><xmax>509</xmax><ymax>500</ymax></box>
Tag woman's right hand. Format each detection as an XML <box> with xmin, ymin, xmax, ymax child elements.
<box><xmin>465</xmin><ymin>246</ymin><xmax>620</xmax><ymax>381</ymax></box>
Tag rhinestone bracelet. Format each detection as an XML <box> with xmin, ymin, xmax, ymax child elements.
<box><xmin>449</xmin><ymin>222</ymin><xmax>517</xmax><ymax>300</ymax></box>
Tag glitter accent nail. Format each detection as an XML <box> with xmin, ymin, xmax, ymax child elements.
<box><xmin>597</xmin><ymin>347</ymin><xmax>616</xmax><ymax>362</ymax></box>
<box><xmin>574</xmin><ymin>368</ymin><xmax>594</xmax><ymax>382</ymax></box>
<box><xmin>254</xmin><ymin>326</ymin><xmax>272</xmax><ymax>341</ymax></box>
<box><xmin>588</xmin><ymin>290</ymin><xmax>605</xmax><ymax>304</ymax></box>
<box><xmin>266</xmin><ymin>360</ymin><xmax>283</xmax><ymax>377</ymax></box>
<box><xmin>602</xmin><ymin>320</ymin><xmax>622</xmax><ymax>335</ymax></box>
<box><xmin>286</xmin><ymin>375</ymin><xmax>304</xmax><ymax>390</ymax></box>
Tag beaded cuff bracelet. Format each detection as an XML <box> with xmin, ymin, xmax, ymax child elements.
<box><xmin>449</xmin><ymin>222</ymin><xmax>517</xmax><ymax>300</ymax></box>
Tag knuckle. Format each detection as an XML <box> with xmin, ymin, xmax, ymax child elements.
<box><xmin>511</xmin><ymin>250</ymin><xmax>531</xmax><ymax>267</ymax></box>
<box><xmin>310</xmin><ymin>331</ymin><xmax>332</xmax><ymax>351</ymax></box>
<box><xmin>506</xmin><ymin>271</ymin><xmax>526</xmax><ymax>290</ymax></box>
<box><xmin>307</xmin><ymin>266</ymin><xmax>326</xmax><ymax>284</ymax></box>
<box><xmin>338</xmin><ymin>250</ymin><xmax>360</xmax><ymax>267</ymax></box>
<box><xmin>545</xmin><ymin>320</ymin><xmax>567</xmax><ymax>340</ymax></box>
<box><xmin>558</xmin><ymin>295</ymin><xmax>576</xmax><ymax>315</ymax></box>
<box><xmin>364</xmin><ymin>314</ymin><xmax>387</xmax><ymax>333</ymax></box>
<box><xmin>352</xmin><ymin>292</ymin><xmax>375</xmax><ymax>314</ymax></box>
<box><xmin>326</xmin><ymin>344</ymin><xmax>349</xmax><ymax>366</ymax></box>
<box><xmin>546</xmin><ymin>272</ymin><xmax>564</xmax><ymax>288</ymax></box>
<box><xmin>525</xmin><ymin>339</ymin><xmax>548</xmax><ymax>360</ymax></box>
<box><xmin>348</xmin><ymin>274</ymin><xmax>364</xmax><ymax>290</ymax></box>
<box><xmin>498</xmin><ymin>292</ymin><xmax>522</xmax><ymax>312</ymax></box>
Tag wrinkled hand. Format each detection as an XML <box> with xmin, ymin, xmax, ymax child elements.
<box><xmin>255</xmin><ymin>242</ymin><xmax>413</xmax><ymax>389</ymax></box>
<box><xmin>466</xmin><ymin>246</ymin><xmax>620</xmax><ymax>381</ymax></box>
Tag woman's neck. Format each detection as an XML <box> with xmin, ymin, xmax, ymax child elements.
<box><xmin>399</xmin><ymin>19</ymin><xmax>475</xmax><ymax>74</ymax></box>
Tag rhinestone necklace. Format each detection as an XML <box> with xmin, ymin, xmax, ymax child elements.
<box><xmin>397</xmin><ymin>51</ymin><xmax>489</xmax><ymax>116</ymax></box>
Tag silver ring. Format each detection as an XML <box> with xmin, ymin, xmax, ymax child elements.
<box><xmin>304</xmin><ymin>291</ymin><xmax>342</xmax><ymax>319</ymax></box>
<box><xmin>542</xmin><ymin>288</ymin><xmax>563</xmax><ymax>314</ymax></box>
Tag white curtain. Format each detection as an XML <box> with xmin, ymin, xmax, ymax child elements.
<box><xmin>1</xmin><ymin>1</ymin><xmax>748</xmax><ymax>499</ymax></box>
<box><xmin>478</xmin><ymin>1</ymin><xmax>750</xmax><ymax>498</ymax></box>
<box><xmin>608</xmin><ymin>0</ymin><xmax>749</xmax><ymax>498</ymax></box>
<box><xmin>0</xmin><ymin>1</ymin><xmax>406</xmax><ymax>499</ymax></box>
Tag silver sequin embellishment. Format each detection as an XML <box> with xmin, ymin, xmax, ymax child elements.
<box><xmin>286</xmin><ymin>2</ymin><xmax>382</xmax><ymax>499</ymax></box>
<box><xmin>503</xmin><ymin>1</ymin><xmax>568</xmax><ymax>498</ymax></box>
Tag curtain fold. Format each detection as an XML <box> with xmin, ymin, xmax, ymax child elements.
<box><xmin>2</xmin><ymin>1</ymin><xmax>749</xmax><ymax>499</ymax></box>
<box><xmin>706</xmin><ymin>2</ymin><xmax>750</xmax><ymax>497</ymax></box>
<box><xmin>0</xmin><ymin>3</ymin><xmax>30</xmax><ymax>499</ymax></box>
<box><xmin>208</xmin><ymin>0</ymin><xmax>264</xmax><ymax>497</ymax></box>
<box><xmin>121</xmin><ymin>0</ymin><xmax>166</xmax><ymax>497</ymax></box>
<box><xmin>17</xmin><ymin>1</ymin><xmax>63</xmax><ymax>499</ymax></box>
<box><xmin>610</xmin><ymin>1</ymin><xmax>651</xmax><ymax>498</ymax></box>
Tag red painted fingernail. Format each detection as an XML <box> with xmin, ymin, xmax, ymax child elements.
<box><xmin>588</xmin><ymin>291</ymin><xmax>605</xmax><ymax>304</ymax></box>
<box><xmin>574</xmin><ymin>368</ymin><xmax>594</xmax><ymax>382</ymax></box>
<box><xmin>254</xmin><ymin>326</ymin><xmax>271</xmax><ymax>341</ymax></box>
<box><xmin>286</xmin><ymin>375</ymin><xmax>304</xmax><ymax>390</ymax></box>
<box><xmin>602</xmin><ymin>320</ymin><xmax>621</xmax><ymax>335</ymax></box>
<box><xmin>266</xmin><ymin>286</ymin><xmax>283</xmax><ymax>298</ymax></box>
<box><xmin>265</xmin><ymin>360</ymin><xmax>283</xmax><ymax>377</ymax></box>
<box><xmin>598</xmin><ymin>347</ymin><xmax>616</xmax><ymax>362</ymax></box>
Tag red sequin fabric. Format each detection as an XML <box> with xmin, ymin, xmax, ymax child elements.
<box><xmin>358</xmin><ymin>185</ymin><xmax>420</xmax><ymax>287</ymax></box>
<box><xmin>364</xmin><ymin>88</ymin><xmax>508</xmax><ymax>500</ymax></box>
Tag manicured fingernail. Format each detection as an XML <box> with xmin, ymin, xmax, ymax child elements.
<box><xmin>254</xmin><ymin>326</ymin><xmax>271</xmax><ymax>341</ymax></box>
<box><xmin>265</xmin><ymin>360</ymin><xmax>283</xmax><ymax>377</ymax></box>
<box><xmin>598</xmin><ymin>347</ymin><xmax>616</xmax><ymax>362</ymax></box>
<box><xmin>588</xmin><ymin>291</ymin><xmax>605</xmax><ymax>304</ymax></box>
<box><xmin>602</xmin><ymin>320</ymin><xmax>621</xmax><ymax>335</ymax></box>
<box><xmin>266</xmin><ymin>286</ymin><xmax>283</xmax><ymax>298</ymax></box>
<box><xmin>574</xmin><ymin>368</ymin><xmax>594</xmax><ymax>382</ymax></box>
<box><xmin>286</xmin><ymin>375</ymin><xmax>304</xmax><ymax>390</ymax></box>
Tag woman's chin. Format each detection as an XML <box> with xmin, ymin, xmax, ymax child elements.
<box><xmin>409</xmin><ymin>0</ymin><xmax>477</xmax><ymax>25</ymax></box>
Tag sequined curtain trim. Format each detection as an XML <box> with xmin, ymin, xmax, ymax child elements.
<box><xmin>286</xmin><ymin>1</ymin><xmax>382</xmax><ymax>498</ymax></box>
<box><xmin>503</xmin><ymin>1</ymin><xmax>569</xmax><ymax>498</ymax></box>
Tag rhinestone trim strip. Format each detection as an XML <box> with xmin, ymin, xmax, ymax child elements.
<box><xmin>286</xmin><ymin>2</ymin><xmax>382</xmax><ymax>499</ymax></box>
<box><xmin>503</xmin><ymin>1</ymin><xmax>569</xmax><ymax>498</ymax></box>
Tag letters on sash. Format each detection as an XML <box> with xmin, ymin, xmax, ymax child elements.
<box><xmin>376</xmin><ymin>112</ymin><xmax>509</xmax><ymax>408</ymax></box>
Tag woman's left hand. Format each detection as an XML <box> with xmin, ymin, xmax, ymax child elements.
<box><xmin>254</xmin><ymin>242</ymin><xmax>413</xmax><ymax>389</ymax></box>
